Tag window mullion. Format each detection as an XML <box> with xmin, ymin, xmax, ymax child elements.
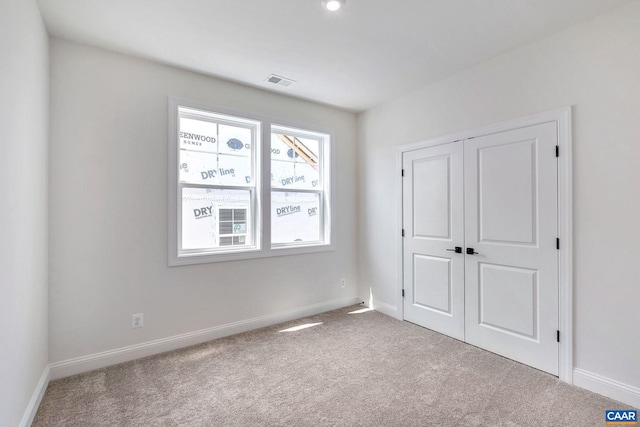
<box><xmin>262</xmin><ymin>121</ymin><xmax>273</xmax><ymax>250</ymax></box>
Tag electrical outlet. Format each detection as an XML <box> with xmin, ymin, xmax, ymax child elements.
<box><xmin>132</xmin><ymin>313</ymin><xmax>143</xmax><ymax>329</ymax></box>
<box><xmin>341</xmin><ymin>279</ymin><xmax>346</xmax><ymax>288</ymax></box>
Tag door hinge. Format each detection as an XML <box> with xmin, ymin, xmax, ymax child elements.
<box><xmin>402</xmin><ymin>229</ymin><xmax>405</xmax><ymax>237</ymax></box>
<box><xmin>556</xmin><ymin>238</ymin><xmax>560</xmax><ymax>250</ymax></box>
<box><xmin>556</xmin><ymin>146</ymin><xmax>559</xmax><ymax>157</ymax></box>
<box><xmin>557</xmin><ymin>330</ymin><xmax>560</xmax><ymax>343</ymax></box>
<box><xmin>402</xmin><ymin>289</ymin><xmax>405</xmax><ymax>298</ymax></box>
<box><xmin>401</xmin><ymin>169</ymin><xmax>405</xmax><ymax>177</ymax></box>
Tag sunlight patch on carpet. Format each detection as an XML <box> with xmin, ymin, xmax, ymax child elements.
<box><xmin>348</xmin><ymin>307</ymin><xmax>373</xmax><ymax>314</ymax></box>
<box><xmin>279</xmin><ymin>322</ymin><xmax>323</xmax><ymax>332</ymax></box>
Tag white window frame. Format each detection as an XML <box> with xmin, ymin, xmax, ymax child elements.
<box><xmin>168</xmin><ymin>97</ymin><xmax>334</xmax><ymax>266</ymax></box>
<box><xmin>270</xmin><ymin>124</ymin><xmax>330</xmax><ymax>250</ymax></box>
<box><xmin>176</xmin><ymin>106</ymin><xmax>261</xmax><ymax>259</ymax></box>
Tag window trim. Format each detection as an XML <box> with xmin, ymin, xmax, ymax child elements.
<box><xmin>270</xmin><ymin>124</ymin><xmax>330</xmax><ymax>249</ymax></box>
<box><xmin>176</xmin><ymin>107</ymin><xmax>261</xmax><ymax>257</ymax></box>
<box><xmin>168</xmin><ymin>97</ymin><xmax>335</xmax><ymax>266</ymax></box>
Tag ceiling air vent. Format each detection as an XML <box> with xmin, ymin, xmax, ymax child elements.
<box><xmin>266</xmin><ymin>74</ymin><xmax>296</xmax><ymax>87</ymax></box>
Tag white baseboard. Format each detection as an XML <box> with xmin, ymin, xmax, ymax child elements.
<box><xmin>50</xmin><ymin>297</ymin><xmax>360</xmax><ymax>380</ymax></box>
<box><xmin>20</xmin><ymin>366</ymin><xmax>50</xmax><ymax>427</ymax></box>
<box><xmin>373</xmin><ymin>300</ymin><xmax>399</xmax><ymax>319</ymax></box>
<box><xmin>574</xmin><ymin>368</ymin><xmax>640</xmax><ymax>409</ymax></box>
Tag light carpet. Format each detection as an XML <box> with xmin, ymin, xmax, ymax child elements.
<box><xmin>33</xmin><ymin>306</ymin><xmax>630</xmax><ymax>426</ymax></box>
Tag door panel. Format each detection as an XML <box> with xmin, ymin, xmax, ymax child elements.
<box><xmin>413</xmin><ymin>255</ymin><xmax>452</xmax><ymax>314</ymax></box>
<box><xmin>478</xmin><ymin>139</ymin><xmax>537</xmax><ymax>245</ymax></box>
<box><xmin>403</xmin><ymin>142</ymin><xmax>464</xmax><ymax>340</ymax></box>
<box><xmin>479</xmin><ymin>263</ymin><xmax>538</xmax><ymax>339</ymax></box>
<box><xmin>464</xmin><ymin>122</ymin><xmax>558</xmax><ymax>375</ymax></box>
<box><xmin>413</xmin><ymin>156</ymin><xmax>451</xmax><ymax>239</ymax></box>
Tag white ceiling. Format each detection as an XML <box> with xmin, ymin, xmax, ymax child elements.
<box><xmin>36</xmin><ymin>0</ymin><xmax>632</xmax><ymax>112</ymax></box>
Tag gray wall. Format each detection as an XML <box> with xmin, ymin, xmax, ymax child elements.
<box><xmin>48</xmin><ymin>39</ymin><xmax>359</xmax><ymax>364</ymax></box>
<box><xmin>357</xmin><ymin>1</ymin><xmax>640</xmax><ymax>393</ymax></box>
<box><xmin>0</xmin><ymin>0</ymin><xmax>49</xmax><ymax>425</ymax></box>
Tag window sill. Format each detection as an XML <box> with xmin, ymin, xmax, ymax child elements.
<box><xmin>169</xmin><ymin>243</ymin><xmax>335</xmax><ymax>266</ymax></box>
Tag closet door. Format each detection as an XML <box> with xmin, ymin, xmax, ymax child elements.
<box><xmin>402</xmin><ymin>142</ymin><xmax>465</xmax><ymax>340</ymax></box>
<box><xmin>463</xmin><ymin>122</ymin><xmax>559</xmax><ymax>375</ymax></box>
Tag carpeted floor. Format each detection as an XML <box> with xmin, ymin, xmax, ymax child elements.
<box><xmin>33</xmin><ymin>306</ymin><xmax>631</xmax><ymax>426</ymax></box>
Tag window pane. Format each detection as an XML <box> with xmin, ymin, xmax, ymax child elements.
<box><xmin>179</xmin><ymin>150</ymin><xmax>217</xmax><ymax>184</ymax></box>
<box><xmin>271</xmin><ymin>132</ymin><xmax>320</xmax><ymax>190</ymax></box>
<box><xmin>218</xmin><ymin>153</ymin><xmax>252</xmax><ymax>186</ymax></box>
<box><xmin>271</xmin><ymin>133</ymin><xmax>292</xmax><ymax>161</ymax></box>
<box><xmin>181</xmin><ymin>188</ymin><xmax>251</xmax><ymax>251</ymax></box>
<box><xmin>180</xmin><ymin>118</ymin><xmax>218</xmax><ymax>153</ymax></box>
<box><xmin>271</xmin><ymin>159</ymin><xmax>295</xmax><ymax>189</ymax></box>
<box><xmin>218</xmin><ymin>124</ymin><xmax>252</xmax><ymax>156</ymax></box>
<box><xmin>293</xmin><ymin>137</ymin><xmax>320</xmax><ymax>190</ymax></box>
<box><xmin>271</xmin><ymin>192</ymin><xmax>321</xmax><ymax>245</ymax></box>
<box><xmin>296</xmin><ymin>137</ymin><xmax>320</xmax><ymax>160</ymax></box>
<box><xmin>179</xmin><ymin>116</ymin><xmax>254</xmax><ymax>186</ymax></box>
<box><xmin>179</xmin><ymin>152</ymin><xmax>252</xmax><ymax>186</ymax></box>
<box><xmin>294</xmin><ymin>162</ymin><xmax>320</xmax><ymax>190</ymax></box>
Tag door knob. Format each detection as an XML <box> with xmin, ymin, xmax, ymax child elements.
<box><xmin>466</xmin><ymin>248</ymin><xmax>479</xmax><ymax>255</ymax></box>
<box><xmin>446</xmin><ymin>247</ymin><xmax>462</xmax><ymax>254</ymax></box>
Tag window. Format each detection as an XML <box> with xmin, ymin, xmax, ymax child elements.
<box><xmin>176</xmin><ymin>107</ymin><xmax>259</xmax><ymax>256</ymax></box>
<box><xmin>270</xmin><ymin>127</ymin><xmax>325</xmax><ymax>246</ymax></box>
<box><xmin>169</xmin><ymin>99</ymin><xmax>333</xmax><ymax>265</ymax></box>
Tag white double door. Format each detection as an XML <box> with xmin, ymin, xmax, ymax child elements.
<box><xmin>402</xmin><ymin>122</ymin><xmax>559</xmax><ymax>375</ymax></box>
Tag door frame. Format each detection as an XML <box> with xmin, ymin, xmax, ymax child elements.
<box><xmin>396</xmin><ymin>107</ymin><xmax>573</xmax><ymax>383</ymax></box>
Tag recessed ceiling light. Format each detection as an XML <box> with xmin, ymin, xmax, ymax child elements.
<box><xmin>322</xmin><ymin>0</ymin><xmax>345</xmax><ymax>12</ymax></box>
